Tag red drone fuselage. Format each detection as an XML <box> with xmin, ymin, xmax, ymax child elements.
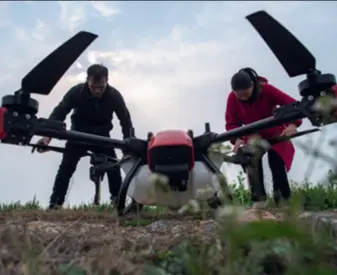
<box><xmin>147</xmin><ymin>130</ymin><xmax>195</xmax><ymax>173</ymax></box>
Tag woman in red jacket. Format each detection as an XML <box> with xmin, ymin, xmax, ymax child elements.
<box><xmin>225</xmin><ymin>68</ymin><xmax>302</xmax><ymax>207</ymax></box>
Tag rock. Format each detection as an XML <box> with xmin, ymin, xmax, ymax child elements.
<box><xmin>237</xmin><ymin>209</ymin><xmax>277</xmax><ymax>222</ymax></box>
<box><xmin>298</xmin><ymin>211</ymin><xmax>337</xmax><ymax>237</ymax></box>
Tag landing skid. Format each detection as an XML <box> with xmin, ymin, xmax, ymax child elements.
<box><xmin>123</xmin><ymin>198</ymin><xmax>143</xmax><ymax>215</ymax></box>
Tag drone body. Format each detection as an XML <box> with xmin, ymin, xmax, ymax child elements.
<box><xmin>122</xmin><ymin>129</ymin><xmax>225</xmax><ymax>208</ymax></box>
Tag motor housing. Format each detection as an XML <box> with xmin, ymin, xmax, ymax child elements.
<box><xmin>147</xmin><ymin>130</ymin><xmax>195</xmax><ymax>191</ymax></box>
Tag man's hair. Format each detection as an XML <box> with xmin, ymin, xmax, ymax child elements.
<box><xmin>87</xmin><ymin>64</ymin><xmax>108</xmax><ymax>82</ymax></box>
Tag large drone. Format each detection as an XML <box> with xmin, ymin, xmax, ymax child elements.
<box><xmin>0</xmin><ymin>11</ymin><xmax>336</xmax><ymax>216</ymax></box>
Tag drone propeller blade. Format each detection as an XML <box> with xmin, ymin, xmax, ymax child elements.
<box><xmin>21</xmin><ymin>31</ymin><xmax>98</xmax><ymax>95</ymax></box>
<box><xmin>246</xmin><ymin>11</ymin><xmax>316</xmax><ymax>77</ymax></box>
<box><xmin>267</xmin><ymin>128</ymin><xmax>320</xmax><ymax>145</ymax></box>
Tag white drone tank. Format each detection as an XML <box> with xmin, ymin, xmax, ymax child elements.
<box><xmin>121</xmin><ymin>150</ymin><xmax>225</xmax><ymax>208</ymax></box>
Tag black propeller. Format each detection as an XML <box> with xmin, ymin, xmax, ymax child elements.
<box><xmin>246</xmin><ymin>10</ymin><xmax>315</xmax><ymax>77</ymax></box>
<box><xmin>246</xmin><ymin>10</ymin><xmax>336</xmax><ymax>97</ymax></box>
<box><xmin>21</xmin><ymin>31</ymin><xmax>98</xmax><ymax>96</ymax></box>
<box><xmin>2</xmin><ymin>31</ymin><xmax>98</xmax><ymax>115</ymax></box>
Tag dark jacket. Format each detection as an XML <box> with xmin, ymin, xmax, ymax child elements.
<box><xmin>48</xmin><ymin>83</ymin><xmax>133</xmax><ymax>139</ymax></box>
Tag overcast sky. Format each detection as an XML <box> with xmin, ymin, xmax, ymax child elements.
<box><xmin>0</xmin><ymin>1</ymin><xmax>336</xmax><ymax>207</ymax></box>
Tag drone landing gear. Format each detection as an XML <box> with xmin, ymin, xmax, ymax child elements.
<box><xmin>123</xmin><ymin>198</ymin><xmax>143</xmax><ymax>214</ymax></box>
<box><xmin>200</xmin><ymin>154</ymin><xmax>233</xmax><ymax>209</ymax></box>
<box><xmin>93</xmin><ymin>177</ymin><xmax>103</xmax><ymax>206</ymax></box>
<box><xmin>116</xmin><ymin>158</ymin><xmax>143</xmax><ymax>216</ymax></box>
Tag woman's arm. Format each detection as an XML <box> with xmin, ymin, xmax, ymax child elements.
<box><xmin>225</xmin><ymin>92</ymin><xmax>243</xmax><ymax>144</ymax></box>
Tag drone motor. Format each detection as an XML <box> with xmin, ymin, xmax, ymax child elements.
<box><xmin>298</xmin><ymin>71</ymin><xmax>336</xmax><ymax>97</ymax></box>
<box><xmin>2</xmin><ymin>91</ymin><xmax>39</xmax><ymax>116</ymax></box>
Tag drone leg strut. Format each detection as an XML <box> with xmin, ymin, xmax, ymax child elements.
<box><xmin>116</xmin><ymin>158</ymin><xmax>143</xmax><ymax>216</ymax></box>
<box><xmin>93</xmin><ymin>176</ymin><xmax>102</xmax><ymax>206</ymax></box>
<box><xmin>200</xmin><ymin>154</ymin><xmax>233</xmax><ymax>207</ymax></box>
<box><xmin>243</xmin><ymin>159</ymin><xmax>267</xmax><ymax>204</ymax></box>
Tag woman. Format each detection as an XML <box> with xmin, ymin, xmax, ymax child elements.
<box><xmin>225</xmin><ymin>67</ymin><xmax>302</xmax><ymax>207</ymax></box>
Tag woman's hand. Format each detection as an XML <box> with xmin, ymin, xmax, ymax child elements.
<box><xmin>281</xmin><ymin>124</ymin><xmax>297</xmax><ymax>137</ymax></box>
<box><xmin>234</xmin><ymin>138</ymin><xmax>245</xmax><ymax>153</ymax></box>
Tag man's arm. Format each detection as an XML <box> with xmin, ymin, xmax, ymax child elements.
<box><xmin>113</xmin><ymin>89</ymin><xmax>133</xmax><ymax>139</ymax></box>
<box><xmin>48</xmin><ymin>85</ymin><xmax>78</xmax><ymax>121</ymax></box>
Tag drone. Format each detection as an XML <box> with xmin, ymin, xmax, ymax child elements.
<box><xmin>0</xmin><ymin>11</ymin><xmax>336</xmax><ymax>217</ymax></box>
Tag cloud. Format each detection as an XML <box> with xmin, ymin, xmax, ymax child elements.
<box><xmin>58</xmin><ymin>1</ymin><xmax>89</xmax><ymax>32</ymax></box>
<box><xmin>91</xmin><ymin>1</ymin><xmax>120</xmax><ymax>17</ymax></box>
<box><xmin>0</xmin><ymin>1</ymin><xmax>336</xmax><ymax>206</ymax></box>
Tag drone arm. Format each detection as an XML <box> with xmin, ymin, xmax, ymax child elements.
<box><xmin>48</xmin><ymin>85</ymin><xmax>78</xmax><ymax>122</ymax></box>
<box><xmin>35</xmin><ymin>127</ymin><xmax>128</xmax><ymax>150</ymax></box>
<box><xmin>266</xmin><ymin>84</ymin><xmax>302</xmax><ymax>127</ymax></box>
<box><xmin>0</xmin><ymin>108</ymin><xmax>130</xmax><ymax>151</ymax></box>
<box><xmin>213</xmin><ymin>111</ymin><xmax>303</xmax><ymax>145</ymax></box>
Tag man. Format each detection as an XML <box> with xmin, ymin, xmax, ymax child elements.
<box><xmin>37</xmin><ymin>64</ymin><xmax>133</xmax><ymax>209</ymax></box>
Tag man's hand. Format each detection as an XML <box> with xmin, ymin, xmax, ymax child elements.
<box><xmin>233</xmin><ymin>138</ymin><xmax>244</xmax><ymax>153</ymax></box>
<box><xmin>281</xmin><ymin>124</ymin><xmax>297</xmax><ymax>137</ymax></box>
<box><xmin>36</xmin><ymin>137</ymin><xmax>51</xmax><ymax>153</ymax></box>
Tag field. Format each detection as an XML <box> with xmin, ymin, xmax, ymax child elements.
<box><xmin>2</xmin><ymin>172</ymin><xmax>337</xmax><ymax>275</ymax></box>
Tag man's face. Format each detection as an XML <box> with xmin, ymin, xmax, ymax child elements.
<box><xmin>87</xmin><ymin>76</ymin><xmax>107</xmax><ymax>97</ymax></box>
<box><xmin>234</xmin><ymin>82</ymin><xmax>254</xmax><ymax>101</ymax></box>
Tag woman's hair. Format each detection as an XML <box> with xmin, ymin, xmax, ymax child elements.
<box><xmin>238</xmin><ymin>67</ymin><xmax>261</xmax><ymax>91</ymax></box>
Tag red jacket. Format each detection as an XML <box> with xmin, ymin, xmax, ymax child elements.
<box><xmin>225</xmin><ymin>76</ymin><xmax>302</xmax><ymax>172</ymax></box>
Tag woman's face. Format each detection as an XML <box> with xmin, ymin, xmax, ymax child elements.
<box><xmin>234</xmin><ymin>81</ymin><xmax>254</xmax><ymax>100</ymax></box>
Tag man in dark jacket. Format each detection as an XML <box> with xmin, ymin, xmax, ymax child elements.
<box><xmin>37</xmin><ymin>64</ymin><xmax>133</xmax><ymax>209</ymax></box>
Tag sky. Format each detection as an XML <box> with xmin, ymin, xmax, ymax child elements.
<box><xmin>0</xmin><ymin>1</ymin><xmax>336</xmax><ymax>207</ymax></box>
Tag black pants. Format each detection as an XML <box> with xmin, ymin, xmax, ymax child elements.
<box><xmin>49</xmin><ymin>141</ymin><xmax>122</xmax><ymax>208</ymax></box>
<box><xmin>244</xmin><ymin>149</ymin><xmax>291</xmax><ymax>204</ymax></box>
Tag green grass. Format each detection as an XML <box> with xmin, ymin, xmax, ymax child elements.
<box><xmin>2</xmin><ymin>169</ymin><xmax>337</xmax><ymax>274</ymax></box>
<box><xmin>2</xmin><ymin>170</ymin><xmax>337</xmax><ymax>212</ymax></box>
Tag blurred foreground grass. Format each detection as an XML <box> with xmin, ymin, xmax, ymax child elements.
<box><xmin>2</xmin><ymin>170</ymin><xmax>337</xmax><ymax>274</ymax></box>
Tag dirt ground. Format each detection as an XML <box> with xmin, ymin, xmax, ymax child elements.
<box><xmin>0</xmin><ymin>209</ymin><xmax>336</xmax><ymax>274</ymax></box>
<box><xmin>0</xmin><ymin>210</ymin><xmax>219</xmax><ymax>274</ymax></box>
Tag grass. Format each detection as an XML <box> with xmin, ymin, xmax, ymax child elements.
<box><xmin>3</xmin><ymin>170</ymin><xmax>337</xmax><ymax>212</ymax></box>
<box><xmin>1</xmin><ymin>171</ymin><xmax>337</xmax><ymax>274</ymax></box>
